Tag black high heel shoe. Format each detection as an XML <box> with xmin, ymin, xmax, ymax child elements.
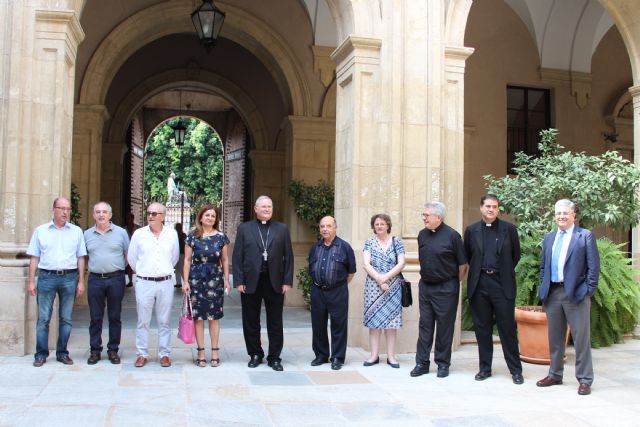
<box><xmin>195</xmin><ymin>347</ymin><xmax>206</xmax><ymax>367</ymax></box>
<box><xmin>387</xmin><ymin>359</ymin><xmax>400</xmax><ymax>369</ymax></box>
<box><xmin>211</xmin><ymin>347</ymin><xmax>220</xmax><ymax>367</ymax></box>
<box><xmin>363</xmin><ymin>357</ymin><xmax>379</xmax><ymax>367</ymax></box>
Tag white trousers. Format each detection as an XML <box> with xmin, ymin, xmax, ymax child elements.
<box><xmin>135</xmin><ymin>278</ymin><xmax>175</xmax><ymax>358</ymax></box>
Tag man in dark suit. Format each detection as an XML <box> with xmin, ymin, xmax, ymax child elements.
<box><xmin>233</xmin><ymin>195</ymin><xmax>294</xmax><ymax>371</ymax></box>
<box><xmin>464</xmin><ymin>194</ymin><xmax>524</xmax><ymax>384</ymax></box>
<box><xmin>537</xmin><ymin>199</ymin><xmax>599</xmax><ymax>395</ymax></box>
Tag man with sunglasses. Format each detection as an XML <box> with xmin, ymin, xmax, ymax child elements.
<box><xmin>127</xmin><ymin>202</ymin><xmax>179</xmax><ymax>368</ymax></box>
<box><xmin>27</xmin><ymin>197</ymin><xmax>87</xmax><ymax>367</ymax></box>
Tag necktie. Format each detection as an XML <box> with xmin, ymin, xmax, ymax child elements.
<box><xmin>551</xmin><ymin>230</ymin><xmax>565</xmax><ymax>282</ymax></box>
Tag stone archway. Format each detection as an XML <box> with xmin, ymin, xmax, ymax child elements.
<box><xmin>78</xmin><ymin>69</ymin><xmax>269</xmax><ymax>225</ymax></box>
<box><xmin>78</xmin><ymin>1</ymin><xmax>312</xmax><ymax>117</ymax></box>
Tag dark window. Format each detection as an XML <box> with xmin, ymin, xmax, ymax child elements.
<box><xmin>507</xmin><ymin>86</ymin><xmax>550</xmax><ymax>174</ymax></box>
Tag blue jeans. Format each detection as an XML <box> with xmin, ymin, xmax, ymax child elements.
<box><xmin>35</xmin><ymin>271</ymin><xmax>77</xmax><ymax>359</ymax></box>
<box><xmin>88</xmin><ymin>273</ymin><xmax>125</xmax><ymax>352</ymax></box>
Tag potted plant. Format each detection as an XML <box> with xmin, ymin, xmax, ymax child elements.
<box><xmin>485</xmin><ymin>129</ymin><xmax>640</xmax><ymax>363</ymax></box>
<box><xmin>288</xmin><ymin>180</ymin><xmax>335</xmax><ymax>306</ymax></box>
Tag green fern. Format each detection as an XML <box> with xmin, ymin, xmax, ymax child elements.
<box><xmin>591</xmin><ymin>239</ymin><xmax>640</xmax><ymax>348</ymax></box>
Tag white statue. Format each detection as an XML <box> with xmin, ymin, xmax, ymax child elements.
<box><xmin>167</xmin><ymin>172</ymin><xmax>178</xmax><ymax>197</ymax></box>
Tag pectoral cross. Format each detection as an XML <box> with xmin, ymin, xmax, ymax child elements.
<box><xmin>263</xmin><ymin>250</ymin><xmax>268</xmax><ymax>261</ymax></box>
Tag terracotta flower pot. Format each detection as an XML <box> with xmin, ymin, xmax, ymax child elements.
<box><xmin>514</xmin><ymin>306</ymin><xmax>552</xmax><ymax>365</ymax></box>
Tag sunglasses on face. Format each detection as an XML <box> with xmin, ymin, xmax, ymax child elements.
<box><xmin>147</xmin><ymin>211</ymin><xmax>163</xmax><ymax>217</ymax></box>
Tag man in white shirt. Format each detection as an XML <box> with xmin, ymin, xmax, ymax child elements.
<box><xmin>127</xmin><ymin>202</ymin><xmax>179</xmax><ymax>367</ymax></box>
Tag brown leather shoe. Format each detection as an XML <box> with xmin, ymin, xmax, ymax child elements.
<box><xmin>578</xmin><ymin>383</ymin><xmax>591</xmax><ymax>395</ymax></box>
<box><xmin>536</xmin><ymin>376</ymin><xmax>562</xmax><ymax>387</ymax></box>
<box><xmin>160</xmin><ymin>356</ymin><xmax>171</xmax><ymax>367</ymax></box>
<box><xmin>134</xmin><ymin>356</ymin><xmax>147</xmax><ymax>368</ymax></box>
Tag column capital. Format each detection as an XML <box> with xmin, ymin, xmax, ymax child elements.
<box><xmin>35</xmin><ymin>9</ymin><xmax>85</xmax><ymax>58</ymax></box>
<box><xmin>331</xmin><ymin>36</ymin><xmax>382</xmax><ymax>79</ymax></box>
<box><xmin>444</xmin><ymin>45</ymin><xmax>475</xmax><ymax>75</ymax></box>
<box><xmin>286</xmin><ymin>115</ymin><xmax>336</xmax><ymax>140</ymax></box>
<box><xmin>74</xmin><ymin>104</ymin><xmax>111</xmax><ymax>125</ymax></box>
<box><xmin>629</xmin><ymin>85</ymin><xmax>640</xmax><ymax>104</ymax></box>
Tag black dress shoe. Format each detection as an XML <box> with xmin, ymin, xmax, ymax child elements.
<box><xmin>107</xmin><ymin>350</ymin><xmax>121</xmax><ymax>365</ymax></box>
<box><xmin>475</xmin><ymin>371</ymin><xmax>491</xmax><ymax>381</ymax></box>
<box><xmin>363</xmin><ymin>357</ymin><xmax>379</xmax><ymax>367</ymax></box>
<box><xmin>330</xmin><ymin>359</ymin><xmax>343</xmax><ymax>370</ymax></box>
<box><xmin>311</xmin><ymin>356</ymin><xmax>329</xmax><ymax>366</ymax></box>
<box><xmin>410</xmin><ymin>363</ymin><xmax>429</xmax><ymax>377</ymax></box>
<box><xmin>436</xmin><ymin>366</ymin><xmax>449</xmax><ymax>378</ymax></box>
<box><xmin>56</xmin><ymin>355</ymin><xmax>74</xmax><ymax>365</ymax></box>
<box><xmin>33</xmin><ymin>357</ymin><xmax>46</xmax><ymax>367</ymax></box>
<box><xmin>87</xmin><ymin>352</ymin><xmax>101</xmax><ymax>365</ymax></box>
<box><xmin>512</xmin><ymin>373</ymin><xmax>524</xmax><ymax>385</ymax></box>
<box><xmin>248</xmin><ymin>355</ymin><xmax>263</xmax><ymax>368</ymax></box>
<box><xmin>268</xmin><ymin>360</ymin><xmax>284</xmax><ymax>371</ymax></box>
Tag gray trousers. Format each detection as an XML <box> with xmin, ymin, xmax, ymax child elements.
<box><xmin>543</xmin><ymin>284</ymin><xmax>593</xmax><ymax>385</ymax></box>
<box><xmin>135</xmin><ymin>277</ymin><xmax>175</xmax><ymax>358</ymax></box>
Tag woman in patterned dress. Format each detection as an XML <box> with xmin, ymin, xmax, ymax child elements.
<box><xmin>362</xmin><ymin>214</ymin><xmax>406</xmax><ymax>368</ymax></box>
<box><xmin>182</xmin><ymin>205</ymin><xmax>230</xmax><ymax>367</ymax></box>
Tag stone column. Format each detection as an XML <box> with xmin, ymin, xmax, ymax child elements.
<box><xmin>72</xmin><ymin>104</ymin><xmax>110</xmax><ymax>229</ymax></box>
<box><xmin>331</xmin><ymin>2</ymin><xmax>470</xmax><ymax>353</ymax></box>
<box><xmin>331</xmin><ymin>35</ymin><xmax>384</xmax><ymax>349</ymax></box>
<box><xmin>283</xmin><ymin>115</ymin><xmax>336</xmax><ymax>306</ymax></box>
<box><xmin>444</xmin><ymin>45</ymin><xmax>474</xmax><ymax>351</ymax></box>
<box><xmin>0</xmin><ymin>4</ymin><xmax>84</xmax><ymax>355</ymax></box>
<box><xmin>630</xmin><ymin>85</ymin><xmax>640</xmax><ymax>263</ymax></box>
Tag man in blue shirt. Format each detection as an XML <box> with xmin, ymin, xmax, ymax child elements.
<box><xmin>27</xmin><ymin>197</ymin><xmax>87</xmax><ymax>367</ymax></box>
<box><xmin>308</xmin><ymin>216</ymin><xmax>356</xmax><ymax>370</ymax></box>
<box><xmin>84</xmin><ymin>201</ymin><xmax>130</xmax><ymax>365</ymax></box>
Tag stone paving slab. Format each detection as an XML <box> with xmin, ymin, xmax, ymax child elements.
<box><xmin>4</xmin><ymin>290</ymin><xmax>640</xmax><ymax>426</ymax></box>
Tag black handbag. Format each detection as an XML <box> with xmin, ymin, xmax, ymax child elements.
<box><xmin>392</xmin><ymin>237</ymin><xmax>412</xmax><ymax>307</ymax></box>
<box><xmin>400</xmin><ymin>277</ymin><xmax>413</xmax><ymax>307</ymax></box>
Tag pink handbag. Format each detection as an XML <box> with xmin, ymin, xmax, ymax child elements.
<box><xmin>177</xmin><ymin>292</ymin><xmax>195</xmax><ymax>344</ymax></box>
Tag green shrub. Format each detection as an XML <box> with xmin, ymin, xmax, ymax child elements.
<box><xmin>483</xmin><ymin>129</ymin><xmax>640</xmax><ymax>346</ymax></box>
<box><xmin>287</xmin><ymin>179</ymin><xmax>335</xmax><ymax>305</ymax></box>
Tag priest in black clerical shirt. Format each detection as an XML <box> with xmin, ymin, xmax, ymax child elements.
<box><xmin>232</xmin><ymin>195</ymin><xmax>294</xmax><ymax>371</ymax></box>
<box><xmin>463</xmin><ymin>194</ymin><xmax>524</xmax><ymax>385</ymax></box>
<box><xmin>411</xmin><ymin>201</ymin><xmax>468</xmax><ymax>379</ymax></box>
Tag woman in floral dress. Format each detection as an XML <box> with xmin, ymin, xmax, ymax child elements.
<box><xmin>183</xmin><ymin>204</ymin><xmax>230</xmax><ymax>367</ymax></box>
<box><xmin>362</xmin><ymin>214</ymin><xmax>405</xmax><ymax>368</ymax></box>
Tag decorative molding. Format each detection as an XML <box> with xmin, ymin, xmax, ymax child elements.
<box><xmin>570</xmin><ymin>71</ymin><xmax>592</xmax><ymax>109</ymax></box>
<box><xmin>539</xmin><ymin>68</ymin><xmax>592</xmax><ymax>109</ymax></box>
<box><xmin>35</xmin><ymin>9</ymin><xmax>85</xmax><ymax>49</ymax></box>
<box><xmin>629</xmin><ymin>85</ymin><xmax>640</xmax><ymax>108</ymax></box>
<box><xmin>311</xmin><ymin>45</ymin><xmax>336</xmax><ymax>87</ymax></box>
<box><xmin>330</xmin><ymin>36</ymin><xmax>382</xmax><ymax>67</ymax></box>
<box><xmin>444</xmin><ymin>45</ymin><xmax>475</xmax><ymax>75</ymax></box>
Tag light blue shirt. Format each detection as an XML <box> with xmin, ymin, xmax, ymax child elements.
<box><xmin>27</xmin><ymin>221</ymin><xmax>87</xmax><ymax>270</ymax></box>
<box><xmin>552</xmin><ymin>224</ymin><xmax>575</xmax><ymax>282</ymax></box>
<box><xmin>84</xmin><ymin>223</ymin><xmax>130</xmax><ymax>273</ymax></box>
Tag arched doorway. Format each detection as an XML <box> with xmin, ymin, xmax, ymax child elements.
<box><xmin>124</xmin><ymin>88</ymin><xmax>249</xmax><ymax>250</ymax></box>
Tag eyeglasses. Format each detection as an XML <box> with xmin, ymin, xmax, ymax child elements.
<box><xmin>54</xmin><ymin>207</ymin><xmax>72</xmax><ymax>212</ymax></box>
<box><xmin>147</xmin><ymin>211</ymin><xmax>163</xmax><ymax>217</ymax></box>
